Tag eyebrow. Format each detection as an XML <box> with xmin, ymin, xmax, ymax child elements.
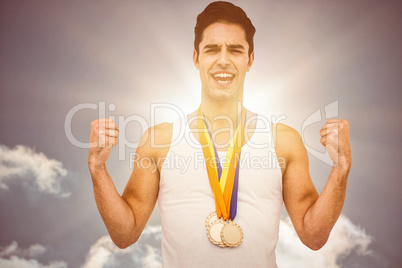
<box><xmin>203</xmin><ymin>44</ymin><xmax>246</xmax><ymax>51</ymax></box>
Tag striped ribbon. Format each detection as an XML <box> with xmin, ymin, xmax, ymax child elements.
<box><xmin>197</xmin><ymin>106</ymin><xmax>245</xmax><ymax>220</ymax></box>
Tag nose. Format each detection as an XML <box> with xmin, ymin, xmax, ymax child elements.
<box><xmin>217</xmin><ymin>49</ymin><xmax>230</xmax><ymax>67</ymax></box>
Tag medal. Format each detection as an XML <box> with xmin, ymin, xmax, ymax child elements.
<box><xmin>206</xmin><ymin>211</ymin><xmax>219</xmax><ymax>228</ymax></box>
<box><xmin>206</xmin><ymin>212</ymin><xmax>244</xmax><ymax>248</ymax></box>
<box><xmin>207</xmin><ymin>218</ymin><xmax>227</xmax><ymax>247</ymax></box>
<box><xmin>206</xmin><ymin>212</ymin><xmax>226</xmax><ymax>247</ymax></box>
<box><xmin>221</xmin><ymin>221</ymin><xmax>243</xmax><ymax>247</ymax></box>
<box><xmin>198</xmin><ymin>106</ymin><xmax>245</xmax><ymax>248</ymax></box>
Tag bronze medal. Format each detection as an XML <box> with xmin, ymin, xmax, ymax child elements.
<box><xmin>221</xmin><ymin>221</ymin><xmax>243</xmax><ymax>247</ymax></box>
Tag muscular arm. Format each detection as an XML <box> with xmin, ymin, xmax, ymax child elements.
<box><xmin>89</xmin><ymin>162</ymin><xmax>139</xmax><ymax>248</ymax></box>
<box><xmin>275</xmin><ymin>121</ymin><xmax>351</xmax><ymax>250</ymax></box>
<box><xmin>88</xmin><ymin>120</ymin><xmax>172</xmax><ymax>248</ymax></box>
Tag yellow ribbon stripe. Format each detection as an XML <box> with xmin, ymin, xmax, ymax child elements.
<box><xmin>197</xmin><ymin>106</ymin><xmax>245</xmax><ymax>220</ymax></box>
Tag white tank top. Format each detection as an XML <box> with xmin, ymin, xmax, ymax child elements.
<box><xmin>158</xmin><ymin>114</ymin><xmax>283</xmax><ymax>267</ymax></box>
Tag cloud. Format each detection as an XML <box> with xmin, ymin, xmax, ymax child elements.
<box><xmin>0</xmin><ymin>144</ymin><xmax>70</xmax><ymax>197</ymax></box>
<box><xmin>82</xmin><ymin>225</ymin><xmax>162</xmax><ymax>268</ymax></box>
<box><xmin>83</xmin><ymin>215</ymin><xmax>372</xmax><ymax>268</ymax></box>
<box><xmin>0</xmin><ymin>242</ymin><xmax>46</xmax><ymax>258</ymax></box>
<box><xmin>276</xmin><ymin>215</ymin><xmax>372</xmax><ymax>267</ymax></box>
<box><xmin>0</xmin><ymin>242</ymin><xmax>67</xmax><ymax>268</ymax></box>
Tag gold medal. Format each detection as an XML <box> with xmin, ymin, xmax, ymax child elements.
<box><xmin>206</xmin><ymin>212</ymin><xmax>219</xmax><ymax>228</ymax></box>
<box><xmin>206</xmin><ymin>212</ymin><xmax>243</xmax><ymax>248</ymax></box>
<box><xmin>221</xmin><ymin>221</ymin><xmax>243</xmax><ymax>247</ymax></box>
<box><xmin>207</xmin><ymin>218</ymin><xmax>227</xmax><ymax>247</ymax></box>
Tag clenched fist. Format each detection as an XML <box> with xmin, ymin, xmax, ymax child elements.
<box><xmin>88</xmin><ymin>118</ymin><xmax>119</xmax><ymax>167</ymax></box>
<box><xmin>320</xmin><ymin>119</ymin><xmax>352</xmax><ymax>169</ymax></box>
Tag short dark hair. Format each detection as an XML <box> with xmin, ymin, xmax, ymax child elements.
<box><xmin>194</xmin><ymin>1</ymin><xmax>256</xmax><ymax>57</ymax></box>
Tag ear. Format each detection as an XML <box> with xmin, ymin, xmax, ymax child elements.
<box><xmin>247</xmin><ymin>51</ymin><xmax>254</xmax><ymax>72</ymax></box>
<box><xmin>193</xmin><ymin>50</ymin><xmax>199</xmax><ymax>69</ymax></box>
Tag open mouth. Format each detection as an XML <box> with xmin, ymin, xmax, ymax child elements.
<box><xmin>212</xmin><ymin>72</ymin><xmax>234</xmax><ymax>86</ymax></box>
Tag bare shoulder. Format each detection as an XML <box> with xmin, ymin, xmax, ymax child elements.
<box><xmin>272</xmin><ymin>123</ymin><xmax>306</xmax><ymax>173</ymax></box>
<box><xmin>149</xmin><ymin>122</ymin><xmax>174</xmax><ymax>147</ymax></box>
<box><xmin>138</xmin><ymin>122</ymin><xmax>173</xmax><ymax>152</ymax></box>
<box><xmin>137</xmin><ymin>122</ymin><xmax>173</xmax><ymax>173</ymax></box>
<box><xmin>273</xmin><ymin>123</ymin><xmax>303</xmax><ymax>150</ymax></box>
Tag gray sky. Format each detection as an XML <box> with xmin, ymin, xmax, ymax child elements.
<box><xmin>0</xmin><ymin>0</ymin><xmax>401</xmax><ymax>267</ymax></box>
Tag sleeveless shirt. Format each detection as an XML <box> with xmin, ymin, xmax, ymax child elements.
<box><xmin>158</xmin><ymin>114</ymin><xmax>283</xmax><ymax>267</ymax></box>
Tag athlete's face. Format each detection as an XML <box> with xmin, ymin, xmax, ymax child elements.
<box><xmin>193</xmin><ymin>22</ymin><xmax>254</xmax><ymax>101</ymax></box>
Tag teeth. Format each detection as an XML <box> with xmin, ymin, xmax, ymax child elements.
<box><xmin>214</xmin><ymin>73</ymin><xmax>233</xmax><ymax>78</ymax></box>
<box><xmin>218</xmin><ymin>80</ymin><xmax>230</xmax><ymax>84</ymax></box>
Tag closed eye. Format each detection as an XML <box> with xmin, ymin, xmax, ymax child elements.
<box><xmin>202</xmin><ymin>44</ymin><xmax>245</xmax><ymax>54</ymax></box>
<box><xmin>228</xmin><ymin>45</ymin><xmax>245</xmax><ymax>54</ymax></box>
<box><xmin>205</xmin><ymin>48</ymin><xmax>220</xmax><ymax>53</ymax></box>
<box><xmin>229</xmin><ymin>49</ymin><xmax>243</xmax><ymax>54</ymax></box>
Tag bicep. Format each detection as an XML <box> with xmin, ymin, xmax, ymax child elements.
<box><xmin>282</xmin><ymin>130</ymin><xmax>318</xmax><ymax>235</ymax></box>
<box><xmin>121</xmin><ymin>129</ymin><xmax>160</xmax><ymax>231</ymax></box>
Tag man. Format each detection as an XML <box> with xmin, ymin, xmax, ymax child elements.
<box><xmin>88</xmin><ymin>1</ymin><xmax>352</xmax><ymax>267</ymax></box>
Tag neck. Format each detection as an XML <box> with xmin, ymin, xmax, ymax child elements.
<box><xmin>200</xmin><ymin>97</ymin><xmax>244</xmax><ymax>132</ymax></box>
